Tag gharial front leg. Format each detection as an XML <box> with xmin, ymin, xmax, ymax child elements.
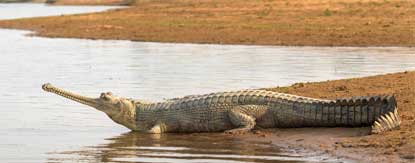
<box><xmin>146</xmin><ymin>123</ymin><xmax>169</xmax><ymax>134</ymax></box>
<box><xmin>225</xmin><ymin>108</ymin><xmax>256</xmax><ymax>134</ymax></box>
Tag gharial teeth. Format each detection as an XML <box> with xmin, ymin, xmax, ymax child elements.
<box><xmin>385</xmin><ymin>113</ymin><xmax>395</xmax><ymax>128</ymax></box>
<box><xmin>389</xmin><ymin>111</ymin><xmax>397</xmax><ymax>124</ymax></box>
<box><xmin>371</xmin><ymin>109</ymin><xmax>401</xmax><ymax>134</ymax></box>
<box><xmin>380</xmin><ymin>115</ymin><xmax>392</xmax><ymax>129</ymax></box>
<box><xmin>372</xmin><ymin>121</ymin><xmax>382</xmax><ymax>133</ymax></box>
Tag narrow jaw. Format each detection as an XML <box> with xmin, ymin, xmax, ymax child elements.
<box><xmin>42</xmin><ymin>83</ymin><xmax>138</xmax><ymax>131</ymax></box>
<box><xmin>42</xmin><ymin>83</ymin><xmax>99</xmax><ymax>108</ymax></box>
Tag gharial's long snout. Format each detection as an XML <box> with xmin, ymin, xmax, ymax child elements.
<box><xmin>42</xmin><ymin>83</ymin><xmax>55</xmax><ymax>92</ymax></box>
<box><xmin>42</xmin><ymin>83</ymin><xmax>98</xmax><ymax>108</ymax></box>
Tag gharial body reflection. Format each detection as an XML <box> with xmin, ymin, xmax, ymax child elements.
<box><xmin>48</xmin><ymin>132</ymin><xmax>338</xmax><ymax>163</ymax></box>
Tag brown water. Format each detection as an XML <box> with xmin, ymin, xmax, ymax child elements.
<box><xmin>1</xmin><ymin>3</ymin><xmax>414</xmax><ymax>163</ymax></box>
<box><xmin>47</xmin><ymin>132</ymin><xmax>339</xmax><ymax>163</ymax></box>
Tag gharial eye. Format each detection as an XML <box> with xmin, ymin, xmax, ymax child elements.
<box><xmin>115</xmin><ymin>101</ymin><xmax>122</xmax><ymax>107</ymax></box>
<box><xmin>100</xmin><ymin>93</ymin><xmax>110</xmax><ymax>101</ymax></box>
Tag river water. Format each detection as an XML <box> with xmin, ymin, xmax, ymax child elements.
<box><xmin>0</xmin><ymin>3</ymin><xmax>414</xmax><ymax>163</ymax></box>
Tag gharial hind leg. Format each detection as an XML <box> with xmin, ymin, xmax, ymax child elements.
<box><xmin>225</xmin><ymin>109</ymin><xmax>256</xmax><ymax>134</ymax></box>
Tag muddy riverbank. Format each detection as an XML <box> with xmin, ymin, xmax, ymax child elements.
<box><xmin>260</xmin><ymin>71</ymin><xmax>415</xmax><ymax>162</ymax></box>
<box><xmin>0</xmin><ymin>0</ymin><xmax>413</xmax><ymax>46</ymax></box>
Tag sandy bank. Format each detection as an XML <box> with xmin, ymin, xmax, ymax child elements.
<box><xmin>254</xmin><ymin>71</ymin><xmax>415</xmax><ymax>162</ymax></box>
<box><xmin>0</xmin><ymin>0</ymin><xmax>413</xmax><ymax>46</ymax></box>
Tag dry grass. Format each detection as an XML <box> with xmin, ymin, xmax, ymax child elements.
<box><xmin>0</xmin><ymin>0</ymin><xmax>413</xmax><ymax>46</ymax></box>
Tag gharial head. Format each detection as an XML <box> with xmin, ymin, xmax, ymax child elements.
<box><xmin>42</xmin><ymin>83</ymin><xmax>137</xmax><ymax>130</ymax></box>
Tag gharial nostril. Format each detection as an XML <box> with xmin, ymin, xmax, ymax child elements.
<box><xmin>42</xmin><ymin>83</ymin><xmax>52</xmax><ymax>90</ymax></box>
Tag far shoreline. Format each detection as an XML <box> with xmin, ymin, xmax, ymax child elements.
<box><xmin>5</xmin><ymin>27</ymin><xmax>415</xmax><ymax>49</ymax></box>
<box><xmin>0</xmin><ymin>0</ymin><xmax>413</xmax><ymax>47</ymax></box>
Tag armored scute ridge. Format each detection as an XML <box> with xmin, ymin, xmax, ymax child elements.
<box><xmin>42</xmin><ymin>83</ymin><xmax>401</xmax><ymax>134</ymax></box>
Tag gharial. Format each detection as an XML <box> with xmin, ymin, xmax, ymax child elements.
<box><xmin>42</xmin><ymin>83</ymin><xmax>401</xmax><ymax>134</ymax></box>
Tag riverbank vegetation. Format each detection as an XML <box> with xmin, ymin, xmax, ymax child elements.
<box><xmin>0</xmin><ymin>0</ymin><xmax>413</xmax><ymax>46</ymax></box>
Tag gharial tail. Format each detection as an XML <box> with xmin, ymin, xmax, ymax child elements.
<box><xmin>370</xmin><ymin>96</ymin><xmax>401</xmax><ymax>134</ymax></box>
